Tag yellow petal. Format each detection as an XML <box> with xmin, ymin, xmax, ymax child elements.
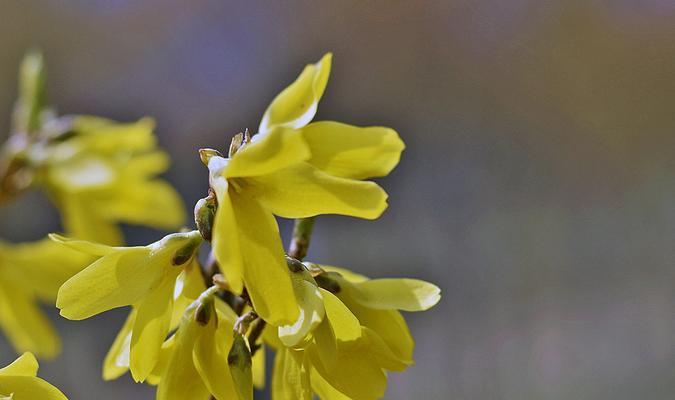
<box><xmin>271</xmin><ymin>349</ymin><xmax>312</xmax><ymax>400</ymax></box>
<box><xmin>320</xmin><ymin>288</ymin><xmax>361</xmax><ymax>343</ymax></box>
<box><xmin>361</xmin><ymin>327</ymin><xmax>410</xmax><ymax>372</ymax></box>
<box><xmin>71</xmin><ymin>115</ymin><xmax>156</xmax><ymax>153</ymax></box>
<box><xmin>156</xmin><ymin>320</ymin><xmax>210</xmax><ymax>400</ymax></box>
<box><xmin>278</xmin><ymin>276</ymin><xmax>324</xmax><ymax>348</ymax></box>
<box><xmin>252</xmin><ymin>345</ymin><xmax>265</xmax><ymax>390</ymax></box>
<box><xmin>170</xmin><ymin>261</ymin><xmax>207</xmax><ymax>329</ymax></box>
<box><xmin>147</xmin><ymin>334</ymin><xmax>176</xmax><ymax>385</ymax></box>
<box><xmin>48</xmin><ymin>234</ymin><xmax>116</xmax><ymax>256</ymax></box>
<box><xmin>210</xmin><ymin>176</ymin><xmax>245</xmax><ymax>293</ymax></box>
<box><xmin>56</xmin><ymin>193</ymin><xmax>123</xmax><ymax>245</ymax></box>
<box><xmin>98</xmin><ymin>179</ymin><xmax>185</xmax><ymax>230</ymax></box>
<box><xmin>193</xmin><ymin>311</ymin><xmax>238</xmax><ymax>400</ymax></box>
<box><xmin>0</xmin><ymin>281</ymin><xmax>59</xmax><ymax>359</ymax></box>
<box><xmin>130</xmin><ymin>271</ymin><xmax>178</xmax><ymax>382</ymax></box>
<box><xmin>302</xmin><ymin>122</ymin><xmax>404</xmax><ymax>179</ymax></box>
<box><xmin>0</xmin><ymin>353</ymin><xmax>38</xmax><ymax>377</ymax></box>
<box><xmin>3</xmin><ymin>238</ymin><xmax>91</xmax><ymax>300</ymax></box>
<box><xmin>103</xmin><ymin>309</ymin><xmax>135</xmax><ymax>381</ymax></box>
<box><xmin>232</xmin><ymin>195</ymin><xmax>299</xmax><ymax>325</ymax></box>
<box><xmin>57</xmin><ymin>248</ymin><xmax>160</xmax><ymax>320</ymax></box>
<box><xmin>309</xmin><ymin>368</ymin><xmax>350</xmax><ymax>400</ymax></box>
<box><xmin>224</xmin><ymin>127</ymin><xmax>310</xmax><ymax>178</ymax></box>
<box><xmin>125</xmin><ymin>150</ymin><xmax>170</xmax><ymax>177</ymax></box>
<box><xmin>347</xmin><ymin>278</ymin><xmax>441</xmax><ymax>311</ymax></box>
<box><xmin>337</xmin><ymin>294</ymin><xmax>413</xmax><ymax>365</ymax></box>
<box><xmin>258</xmin><ymin>53</ymin><xmax>332</xmax><ymax>133</ymax></box>
<box><xmin>0</xmin><ymin>376</ymin><xmax>67</xmax><ymax>400</ymax></box>
<box><xmin>308</xmin><ymin>344</ymin><xmax>386</xmax><ymax>400</ymax></box>
<box><xmin>252</xmin><ymin>163</ymin><xmax>387</xmax><ymax>220</ymax></box>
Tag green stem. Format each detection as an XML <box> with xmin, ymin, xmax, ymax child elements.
<box><xmin>288</xmin><ymin>217</ymin><xmax>315</xmax><ymax>261</ymax></box>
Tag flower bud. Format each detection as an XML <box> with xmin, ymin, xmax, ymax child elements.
<box><xmin>194</xmin><ymin>191</ymin><xmax>217</xmax><ymax>241</ymax></box>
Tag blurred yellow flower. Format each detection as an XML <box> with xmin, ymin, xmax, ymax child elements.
<box><xmin>0</xmin><ymin>352</ymin><xmax>68</xmax><ymax>399</ymax></box>
<box><xmin>0</xmin><ymin>239</ymin><xmax>89</xmax><ymax>359</ymax></box>
<box><xmin>33</xmin><ymin>116</ymin><xmax>185</xmax><ymax>245</ymax></box>
<box><xmin>52</xmin><ymin>230</ymin><xmax>202</xmax><ymax>382</ymax></box>
<box><xmin>269</xmin><ymin>263</ymin><xmax>440</xmax><ymax>400</ymax></box>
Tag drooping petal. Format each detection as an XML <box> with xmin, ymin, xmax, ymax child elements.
<box><xmin>337</xmin><ymin>294</ymin><xmax>414</xmax><ymax>365</ymax></box>
<box><xmin>309</xmin><ymin>368</ymin><xmax>350</xmax><ymax>400</ymax></box>
<box><xmin>308</xmin><ymin>344</ymin><xmax>387</xmax><ymax>400</ymax></box>
<box><xmin>258</xmin><ymin>53</ymin><xmax>332</xmax><ymax>134</ymax></box>
<box><xmin>0</xmin><ymin>376</ymin><xmax>67</xmax><ymax>400</ymax></box>
<box><xmin>210</xmin><ymin>179</ymin><xmax>245</xmax><ymax>293</ymax></box>
<box><xmin>129</xmin><ymin>271</ymin><xmax>178</xmax><ymax>382</ymax></box>
<box><xmin>347</xmin><ymin>278</ymin><xmax>441</xmax><ymax>312</ymax></box>
<box><xmin>232</xmin><ymin>194</ymin><xmax>299</xmax><ymax>325</ymax></box>
<box><xmin>320</xmin><ymin>289</ymin><xmax>361</xmax><ymax>343</ymax></box>
<box><xmin>361</xmin><ymin>327</ymin><xmax>410</xmax><ymax>372</ymax></box>
<box><xmin>224</xmin><ymin>127</ymin><xmax>309</xmax><ymax>178</ymax></box>
<box><xmin>301</xmin><ymin>122</ymin><xmax>404</xmax><ymax>180</ymax></box>
<box><xmin>0</xmin><ymin>353</ymin><xmax>38</xmax><ymax>377</ymax></box>
<box><xmin>156</xmin><ymin>321</ymin><xmax>210</xmax><ymax>400</ymax></box>
<box><xmin>193</xmin><ymin>308</ymin><xmax>238</xmax><ymax>400</ymax></box>
<box><xmin>103</xmin><ymin>309</ymin><xmax>135</xmax><ymax>381</ymax></box>
<box><xmin>252</xmin><ymin>163</ymin><xmax>387</xmax><ymax>220</ymax></box>
<box><xmin>278</xmin><ymin>275</ymin><xmax>324</xmax><ymax>347</ymax></box>
<box><xmin>56</xmin><ymin>248</ymin><xmax>162</xmax><ymax>320</ymax></box>
<box><xmin>0</xmin><ymin>281</ymin><xmax>60</xmax><ymax>359</ymax></box>
<box><xmin>272</xmin><ymin>349</ymin><xmax>312</xmax><ymax>400</ymax></box>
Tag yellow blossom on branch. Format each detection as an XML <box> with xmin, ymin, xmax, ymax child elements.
<box><xmin>52</xmin><ymin>231</ymin><xmax>202</xmax><ymax>382</ymax></box>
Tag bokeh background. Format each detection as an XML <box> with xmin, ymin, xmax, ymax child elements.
<box><xmin>1</xmin><ymin>1</ymin><xmax>675</xmax><ymax>399</ymax></box>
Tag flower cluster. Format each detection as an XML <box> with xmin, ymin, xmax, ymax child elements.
<box><xmin>0</xmin><ymin>52</ymin><xmax>185</xmax><ymax>362</ymax></box>
<box><xmin>51</xmin><ymin>53</ymin><xmax>440</xmax><ymax>399</ymax></box>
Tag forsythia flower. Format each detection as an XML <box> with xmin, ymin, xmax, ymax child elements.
<box><xmin>206</xmin><ymin>53</ymin><xmax>404</xmax><ymax>327</ymax></box>
<box><xmin>32</xmin><ymin>116</ymin><xmax>185</xmax><ymax>245</ymax></box>
<box><xmin>0</xmin><ymin>352</ymin><xmax>68</xmax><ymax>399</ymax></box>
<box><xmin>52</xmin><ymin>231</ymin><xmax>202</xmax><ymax>382</ymax></box>
<box><xmin>152</xmin><ymin>290</ymin><xmax>265</xmax><ymax>400</ymax></box>
<box><xmin>269</xmin><ymin>263</ymin><xmax>440</xmax><ymax>400</ymax></box>
<box><xmin>0</xmin><ymin>239</ymin><xmax>89</xmax><ymax>358</ymax></box>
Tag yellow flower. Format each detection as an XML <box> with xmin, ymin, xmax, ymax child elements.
<box><xmin>33</xmin><ymin>116</ymin><xmax>185</xmax><ymax>245</ymax></box>
<box><xmin>0</xmin><ymin>352</ymin><xmax>68</xmax><ymax>399</ymax></box>
<box><xmin>269</xmin><ymin>263</ymin><xmax>440</xmax><ymax>400</ymax></box>
<box><xmin>0</xmin><ymin>239</ymin><xmax>90</xmax><ymax>359</ymax></box>
<box><xmin>152</xmin><ymin>291</ymin><xmax>265</xmax><ymax>400</ymax></box>
<box><xmin>52</xmin><ymin>230</ymin><xmax>202</xmax><ymax>382</ymax></box>
<box><xmin>207</xmin><ymin>54</ymin><xmax>404</xmax><ymax>327</ymax></box>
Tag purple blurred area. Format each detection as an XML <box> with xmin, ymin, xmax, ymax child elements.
<box><xmin>1</xmin><ymin>1</ymin><xmax>675</xmax><ymax>399</ymax></box>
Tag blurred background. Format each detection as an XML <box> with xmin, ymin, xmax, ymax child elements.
<box><xmin>1</xmin><ymin>1</ymin><xmax>675</xmax><ymax>399</ymax></box>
